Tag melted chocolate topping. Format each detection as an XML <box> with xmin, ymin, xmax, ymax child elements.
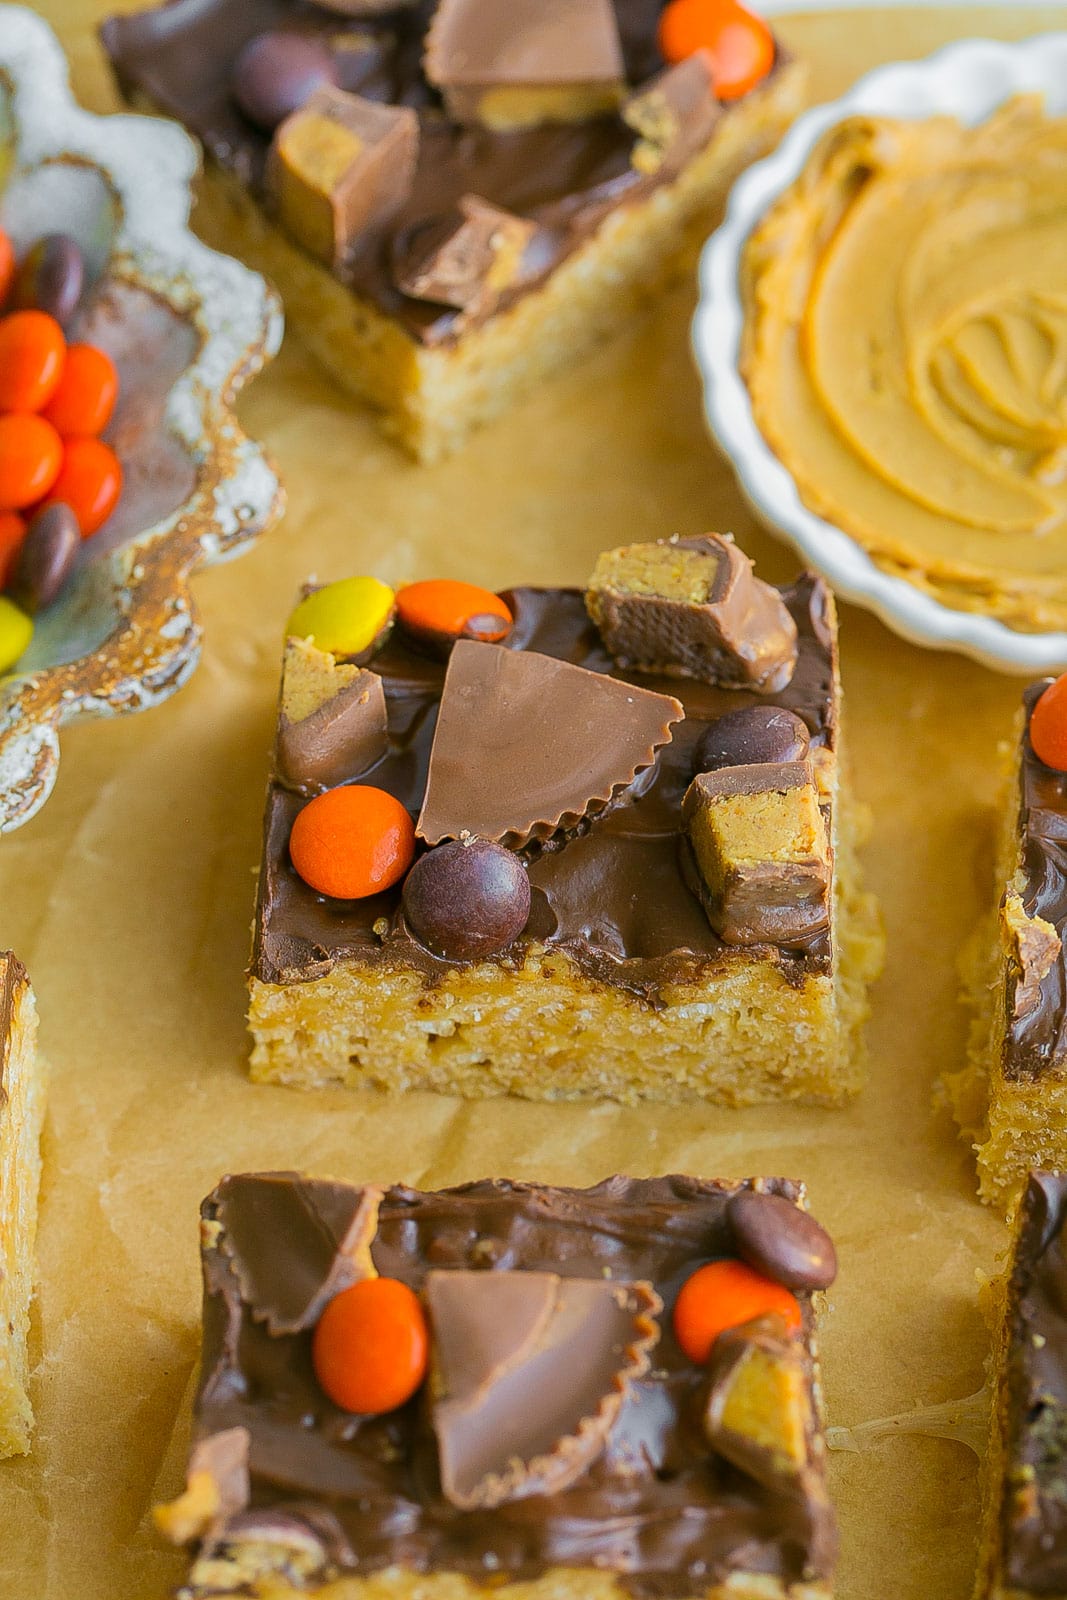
<box><xmin>1005</xmin><ymin>684</ymin><xmax>1067</xmax><ymax>1079</ymax></box>
<box><xmin>193</xmin><ymin>1173</ymin><xmax>836</xmax><ymax>1595</ymax></box>
<box><xmin>99</xmin><ymin>0</ymin><xmax>780</xmax><ymax>347</ymax></box>
<box><xmin>251</xmin><ymin>579</ymin><xmax>837</xmax><ymax>998</ymax></box>
<box><xmin>1000</xmin><ymin>1172</ymin><xmax>1067</xmax><ymax>1591</ymax></box>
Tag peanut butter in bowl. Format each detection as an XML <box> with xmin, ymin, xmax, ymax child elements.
<box><xmin>741</xmin><ymin>97</ymin><xmax>1067</xmax><ymax>634</ymax></box>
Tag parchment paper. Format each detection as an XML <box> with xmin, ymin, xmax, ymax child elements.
<box><xmin>3</xmin><ymin>6</ymin><xmax>1066</xmax><ymax>1596</ymax></box>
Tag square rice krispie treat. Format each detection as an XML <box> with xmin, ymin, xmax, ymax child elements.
<box><xmin>247</xmin><ymin>535</ymin><xmax>882</xmax><ymax>1104</ymax></box>
<box><xmin>101</xmin><ymin>0</ymin><xmax>807</xmax><ymax>463</ymax></box>
<box><xmin>156</xmin><ymin>1171</ymin><xmax>839</xmax><ymax>1600</ymax></box>
<box><xmin>976</xmin><ymin>1171</ymin><xmax>1067</xmax><ymax>1599</ymax></box>
<box><xmin>952</xmin><ymin>676</ymin><xmax>1067</xmax><ymax>1208</ymax></box>
<box><xmin>0</xmin><ymin>952</ymin><xmax>46</xmax><ymax>1456</ymax></box>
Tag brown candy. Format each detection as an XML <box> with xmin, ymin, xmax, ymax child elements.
<box><xmin>392</xmin><ymin>196</ymin><xmax>535</xmax><ymax>314</ymax></box>
<box><xmin>9</xmin><ymin>503</ymin><xmax>80</xmax><ymax>615</ymax></box>
<box><xmin>696</xmin><ymin>706</ymin><xmax>810</xmax><ymax>774</ymax></box>
<box><xmin>12</xmin><ymin>234</ymin><xmax>85</xmax><ymax>326</ymax></box>
<box><xmin>426</xmin><ymin>1269</ymin><xmax>660</xmax><ymax>1510</ymax></box>
<box><xmin>267</xmin><ymin>87</ymin><xmax>418</xmax><ymax>268</ymax></box>
<box><xmin>402</xmin><ymin>839</ymin><xmax>531</xmax><ymax>963</ymax></box>
<box><xmin>424</xmin><ymin>0</ymin><xmax>625</xmax><ymax>131</ymax></box>
<box><xmin>232</xmin><ymin>32</ymin><xmax>339</xmax><ymax>133</ymax></box>
<box><xmin>727</xmin><ymin>1192</ymin><xmax>837</xmax><ymax>1292</ymax></box>
<box><xmin>586</xmin><ymin>535</ymin><xmax>799</xmax><ymax>693</ymax></box>
<box><xmin>416</xmin><ymin>640</ymin><xmax>683</xmax><ymax>848</ymax></box>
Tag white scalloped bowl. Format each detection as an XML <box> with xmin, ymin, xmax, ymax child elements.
<box><xmin>0</xmin><ymin>7</ymin><xmax>284</xmax><ymax>831</ymax></box>
<box><xmin>694</xmin><ymin>32</ymin><xmax>1067</xmax><ymax>675</ymax></box>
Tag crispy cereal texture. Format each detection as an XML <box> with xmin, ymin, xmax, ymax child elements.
<box><xmin>0</xmin><ymin>953</ymin><xmax>46</xmax><ymax>1457</ymax></box>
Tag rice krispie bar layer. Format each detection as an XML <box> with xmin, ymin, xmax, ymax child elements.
<box><xmin>0</xmin><ymin>953</ymin><xmax>46</xmax><ymax>1457</ymax></box>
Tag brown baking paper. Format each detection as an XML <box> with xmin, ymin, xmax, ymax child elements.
<box><xmin>2</xmin><ymin>5</ymin><xmax>1065</xmax><ymax>1597</ymax></box>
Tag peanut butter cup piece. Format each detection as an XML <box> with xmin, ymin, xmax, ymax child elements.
<box><xmin>682</xmin><ymin>761</ymin><xmax>831</xmax><ymax>946</ymax></box>
<box><xmin>703</xmin><ymin>1316</ymin><xmax>817</xmax><ymax>1494</ymax></box>
<box><xmin>424</xmin><ymin>0</ymin><xmax>625</xmax><ymax>131</ymax></box>
<box><xmin>426</xmin><ymin>1269</ymin><xmax>661</xmax><ymax>1509</ymax></box>
<box><xmin>154</xmin><ymin>1427</ymin><xmax>250</xmax><ymax>1544</ymax></box>
<box><xmin>624</xmin><ymin>53</ymin><xmax>721</xmax><ymax>177</ymax></box>
<box><xmin>277</xmin><ymin>638</ymin><xmax>388</xmax><ymax>791</ymax></box>
<box><xmin>392</xmin><ymin>195</ymin><xmax>535</xmax><ymax>314</ymax></box>
<box><xmin>215</xmin><ymin>1174</ymin><xmax>381</xmax><ymax>1335</ymax></box>
<box><xmin>586</xmin><ymin>534</ymin><xmax>799</xmax><ymax>693</ymax></box>
<box><xmin>416</xmin><ymin>640</ymin><xmax>683</xmax><ymax>848</ymax></box>
<box><xmin>267</xmin><ymin>86</ymin><xmax>418</xmax><ymax>268</ymax></box>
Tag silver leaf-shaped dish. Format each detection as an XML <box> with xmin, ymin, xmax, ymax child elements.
<box><xmin>0</xmin><ymin>6</ymin><xmax>284</xmax><ymax>832</ymax></box>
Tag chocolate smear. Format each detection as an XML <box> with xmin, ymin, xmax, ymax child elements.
<box><xmin>417</xmin><ymin>639</ymin><xmax>683</xmax><ymax>847</ymax></box>
<box><xmin>426</xmin><ymin>1268</ymin><xmax>661</xmax><ymax>1509</ymax></box>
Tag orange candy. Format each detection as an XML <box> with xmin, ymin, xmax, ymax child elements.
<box><xmin>0</xmin><ymin>511</ymin><xmax>26</xmax><ymax>585</ymax></box>
<box><xmin>0</xmin><ymin>310</ymin><xmax>67</xmax><ymax>413</ymax></box>
<box><xmin>0</xmin><ymin>231</ymin><xmax>13</xmax><ymax>307</ymax></box>
<box><xmin>0</xmin><ymin>414</ymin><xmax>63</xmax><ymax>511</ymax></box>
<box><xmin>672</xmin><ymin>1259</ymin><xmax>802</xmax><ymax>1363</ymax></box>
<box><xmin>289</xmin><ymin>784</ymin><xmax>415</xmax><ymax>899</ymax></box>
<box><xmin>396</xmin><ymin>579</ymin><xmax>513</xmax><ymax>645</ymax></box>
<box><xmin>1030</xmin><ymin>675</ymin><xmax>1067</xmax><ymax>771</ymax></box>
<box><xmin>45</xmin><ymin>437</ymin><xmax>123</xmax><ymax>536</ymax></box>
<box><xmin>658</xmin><ymin>0</ymin><xmax>775</xmax><ymax>99</ymax></box>
<box><xmin>41</xmin><ymin>343</ymin><xmax>119</xmax><ymax>438</ymax></box>
<box><xmin>312</xmin><ymin>1277</ymin><xmax>428</xmax><ymax>1415</ymax></box>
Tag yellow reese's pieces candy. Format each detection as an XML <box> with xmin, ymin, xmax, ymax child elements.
<box><xmin>0</xmin><ymin>596</ymin><xmax>32</xmax><ymax>674</ymax></box>
<box><xmin>286</xmin><ymin>576</ymin><xmax>395</xmax><ymax>657</ymax></box>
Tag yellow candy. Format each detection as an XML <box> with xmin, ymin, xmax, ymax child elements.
<box><xmin>0</xmin><ymin>597</ymin><xmax>32</xmax><ymax>674</ymax></box>
<box><xmin>286</xmin><ymin>577</ymin><xmax>395</xmax><ymax>658</ymax></box>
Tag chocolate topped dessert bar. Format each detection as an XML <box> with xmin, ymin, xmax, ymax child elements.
<box><xmin>977</xmin><ymin>1171</ymin><xmax>1067</xmax><ymax>1599</ymax></box>
<box><xmin>0</xmin><ymin>953</ymin><xmax>46</xmax><ymax>1457</ymax></box>
<box><xmin>100</xmin><ymin>0</ymin><xmax>806</xmax><ymax>462</ymax></box>
<box><xmin>157</xmin><ymin>1171</ymin><xmax>839</xmax><ymax>1600</ymax></box>
<box><xmin>247</xmin><ymin>536</ymin><xmax>882</xmax><ymax>1103</ymax></box>
<box><xmin>952</xmin><ymin>677</ymin><xmax>1067</xmax><ymax>1208</ymax></box>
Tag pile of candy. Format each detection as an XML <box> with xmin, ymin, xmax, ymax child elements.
<box><xmin>0</xmin><ymin>228</ymin><xmax>122</xmax><ymax>674</ymax></box>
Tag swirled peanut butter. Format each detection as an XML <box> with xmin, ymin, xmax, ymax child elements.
<box><xmin>742</xmin><ymin>99</ymin><xmax>1067</xmax><ymax>632</ymax></box>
